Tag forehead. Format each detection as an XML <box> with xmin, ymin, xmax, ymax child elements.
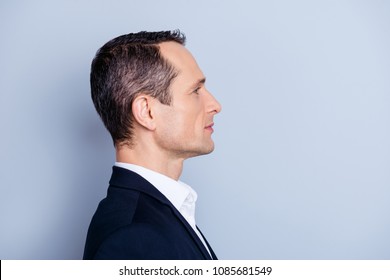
<box><xmin>159</xmin><ymin>42</ymin><xmax>204</xmax><ymax>79</ymax></box>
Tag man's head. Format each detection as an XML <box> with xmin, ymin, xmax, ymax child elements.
<box><xmin>91</xmin><ymin>30</ymin><xmax>221</xmax><ymax>160</ymax></box>
<box><xmin>91</xmin><ymin>30</ymin><xmax>185</xmax><ymax>146</ymax></box>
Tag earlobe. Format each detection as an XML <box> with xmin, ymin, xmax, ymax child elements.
<box><xmin>132</xmin><ymin>95</ymin><xmax>156</xmax><ymax>131</ymax></box>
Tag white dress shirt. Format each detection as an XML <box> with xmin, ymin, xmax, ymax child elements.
<box><xmin>114</xmin><ymin>162</ymin><xmax>211</xmax><ymax>257</ymax></box>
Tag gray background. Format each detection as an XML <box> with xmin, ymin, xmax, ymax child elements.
<box><xmin>1</xmin><ymin>0</ymin><xmax>389</xmax><ymax>259</ymax></box>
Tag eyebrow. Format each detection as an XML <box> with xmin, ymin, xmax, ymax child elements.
<box><xmin>184</xmin><ymin>77</ymin><xmax>207</xmax><ymax>94</ymax></box>
<box><xmin>191</xmin><ymin>78</ymin><xmax>206</xmax><ymax>89</ymax></box>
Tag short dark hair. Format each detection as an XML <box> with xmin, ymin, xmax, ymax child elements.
<box><xmin>90</xmin><ymin>30</ymin><xmax>186</xmax><ymax>146</ymax></box>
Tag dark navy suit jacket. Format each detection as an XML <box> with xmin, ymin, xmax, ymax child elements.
<box><xmin>83</xmin><ymin>166</ymin><xmax>217</xmax><ymax>260</ymax></box>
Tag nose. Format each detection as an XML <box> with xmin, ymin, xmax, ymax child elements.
<box><xmin>206</xmin><ymin>90</ymin><xmax>222</xmax><ymax>114</ymax></box>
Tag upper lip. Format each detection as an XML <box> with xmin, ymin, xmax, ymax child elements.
<box><xmin>205</xmin><ymin>122</ymin><xmax>214</xmax><ymax>128</ymax></box>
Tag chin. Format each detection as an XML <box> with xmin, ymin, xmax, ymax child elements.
<box><xmin>197</xmin><ymin>143</ymin><xmax>215</xmax><ymax>156</ymax></box>
<box><xmin>205</xmin><ymin>144</ymin><xmax>215</xmax><ymax>154</ymax></box>
<box><xmin>183</xmin><ymin>144</ymin><xmax>214</xmax><ymax>159</ymax></box>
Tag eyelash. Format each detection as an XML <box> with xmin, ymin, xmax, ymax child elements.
<box><xmin>193</xmin><ymin>87</ymin><xmax>201</xmax><ymax>95</ymax></box>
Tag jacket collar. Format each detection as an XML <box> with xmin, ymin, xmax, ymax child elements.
<box><xmin>109</xmin><ymin>166</ymin><xmax>214</xmax><ymax>260</ymax></box>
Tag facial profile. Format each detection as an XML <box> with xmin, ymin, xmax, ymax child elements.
<box><xmin>151</xmin><ymin>41</ymin><xmax>222</xmax><ymax>159</ymax></box>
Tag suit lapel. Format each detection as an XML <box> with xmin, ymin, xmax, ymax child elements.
<box><xmin>167</xmin><ymin>203</ymin><xmax>212</xmax><ymax>260</ymax></box>
<box><xmin>197</xmin><ymin>226</ymin><xmax>218</xmax><ymax>260</ymax></box>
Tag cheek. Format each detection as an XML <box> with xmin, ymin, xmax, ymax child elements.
<box><xmin>162</xmin><ymin>111</ymin><xmax>189</xmax><ymax>137</ymax></box>
<box><xmin>174</xmin><ymin>114</ymin><xmax>195</xmax><ymax>137</ymax></box>
<box><xmin>161</xmin><ymin>102</ymin><xmax>205</xmax><ymax>138</ymax></box>
<box><xmin>183</xmin><ymin>109</ymin><xmax>204</xmax><ymax>132</ymax></box>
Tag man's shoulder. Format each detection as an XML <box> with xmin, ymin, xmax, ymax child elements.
<box><xmin>83</xmin><ymin>184</ymin><xmax>177</xmax><ymax>258</ymax></box>
<box><xmin>84</xmin><ymin>167</ymin><xmax>193</xmax><ymax>259</ymax></box>
<box><xmin>94</xmin><ymin>185</ymin><xmax>178</xmax><ymax>230</ymax></box>
<box><xmin>92</xmin><ymin>221</ymin><xmax>179</xmax><ymax>259</ymax></box>
<box><xmin>92</xmin><ymin>184</ymin><xmax>169</xmax><ymax>225</ymax></box>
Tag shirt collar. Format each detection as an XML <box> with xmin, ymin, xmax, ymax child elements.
<box><xmin>114</xmin><ymin>162</ymin><xmax>197</xmax><ymax>211</ymax></box>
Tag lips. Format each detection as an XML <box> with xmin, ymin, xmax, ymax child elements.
<box><xmin>205</xmin><ymin>122</ymin><xmax>214</xmax><ymax>132</ymax></box>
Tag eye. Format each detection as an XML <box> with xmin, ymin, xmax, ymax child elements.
<box><xmin>192</xmin><ymin>87</ymin><xmax>201</xmax><ymax>95</ymax></box>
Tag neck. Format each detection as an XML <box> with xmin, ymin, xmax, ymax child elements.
<box><xmin>116</xmin><ymin>144</ymin><xmax>184</xmax><ymax>181</ymax></box>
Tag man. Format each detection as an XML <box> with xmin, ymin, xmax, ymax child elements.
<box><xmin>83</xmin><ymin>30</ymin><xmax>221</xmax><ymax>260</ymax></box>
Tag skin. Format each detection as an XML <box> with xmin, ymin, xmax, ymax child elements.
<box><xmin>116</xmin><ymin>41</ymin><xmax>222</xmax><ymax>180</ymax></box>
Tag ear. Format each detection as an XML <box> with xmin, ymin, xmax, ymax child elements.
<box><xmin>131</xmin><ymin>95</ymin><xmax>156</xmax><ymax>131</ymax></box>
